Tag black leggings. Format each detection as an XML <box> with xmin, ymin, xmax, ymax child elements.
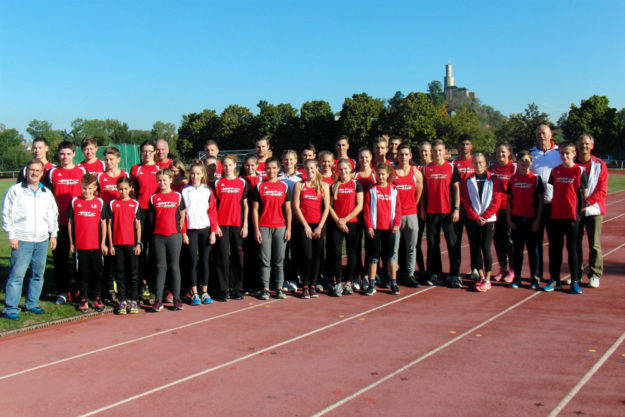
<box><xmin>153</xmin><ymin>233</ymin><xmax>182</xmax><ymax>300</ymax></box>
<box><xmin>549</xmin><ymin>219</ymin><xmax>580</xmax><ymax>283</ymax></box>
<box><xmin>76</xmin><ymin>249</ymin><xmax>103</xmax><ymax>300</ymax></box>
<box><xmin>494</xmin><ymin>209</ymin><xmax>514</xmax><ymax>271</ymax></box>
<box><xmin>216</xmin><ymin>225</ymin><xmax>243</xmax><ymax>292</ymax></box>
<box><xmin>114</xmin><ymin>245</ymin><xmax>139</xmax><ymax>301</ymax></box>
<box><xmin>299</xmin><ymin>223</ymin><xmax>325</xmax><ymax>286</ymax></box>
<box><xmin>366</xmin><ymin>229</ymin><xmax>395</xmax><ymax>264</ymax></box>
<box><xmin>426</xmin><ymin>213</ymin><xmax>459</xmax><ymax>275</ymax></box>
<box><xmin>416</xmin><ymin>214</ymin><xmax>426</xmax><ymax>273</ymax></box>
<box><xmin>466</xmin><ymin>220</ymin><xmax>495</xmax><ymax>273</ymax></box>
<box><xmin>187</xmin><ymin>228</ymin><xmax>212</xmax><ymax>288</ymax></box>
<box><xmin>329</xmin><ymin>222</ymin><xmax>358</xmax><ymax>283</ymax></box>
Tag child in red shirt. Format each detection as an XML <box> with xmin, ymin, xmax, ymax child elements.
<box><xmin>67</xmin><ymin>174</ymin><xmax>107</xmax><ymax>312</ymax></box>
<box><xmin>79</xmin><ymin>137</ymin><xmax>106</xmax><ymax>174</ymax></box>
<box><xmin>241</xmin><ymin>154</ymin><xmax>261</xmax><ymax>294</ymax></box>
<box><xmin>107</xmin><ymin>177</ymin><xmax>143</xmax><ymax>314</ymax></box>
<box><xmin>354</xmin><ymin>147</ymin><xmax>376</xmax><ymax>290</ymax></box>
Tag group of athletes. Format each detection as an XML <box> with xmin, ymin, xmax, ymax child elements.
<box><xmin>3</xmin><ymin>124</ymin><xmax>608</xmax><ymax>317</ymax></box>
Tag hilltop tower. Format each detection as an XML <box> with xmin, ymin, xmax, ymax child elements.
<box><xmin>443</xmin><ymin>63</ymin><xmax>477</xmax><ymax>105</ymax></box>
<box><xmin>444</xmin><ymin>63</ymin><xmax>454</xmax><ymax>89</ymax></box>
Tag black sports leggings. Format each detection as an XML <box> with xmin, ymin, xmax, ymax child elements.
<box><xmin>187</xmin><ymin>228</ymin><xmax>212</xmax><ymax>288</ymax></box>
<box><xmin>466</xmin><ymin>220</ymin><xmax>495</xmax><ymax>273</ymax></box>
<box><xmin>216</xmin><ymin>225</ymin><xmax>243</xmax><ymax>292</ymax></box>
<box><xmin>299</xmin><ymin>223</ymin><xmax>325</xmax><ymax>287</ymax></box>
<box><xmin>329</xmin><ymin>222</ymin><xmax>358</xmax><ymax>283</ymax></box>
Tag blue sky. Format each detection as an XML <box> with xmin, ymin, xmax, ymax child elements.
<box><xmin>1</xmin><ymin>0</ymin><xmax>624</xmax><ymax>137</ymax></box>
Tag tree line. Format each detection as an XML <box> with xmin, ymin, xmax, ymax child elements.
<box><xmin>2</xmin><ymin>85</ymin><xmax>624</xmax><ymax>171</ymax></box>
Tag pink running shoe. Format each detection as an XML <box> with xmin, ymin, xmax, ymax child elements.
<box><xmin>503</xmin><ymin>270</ymin><xmax>516</xmax><ymax>283</ymax></box>
<box><xmin>475</xmin><ymin>278</ymin><xmax>492</xmax><ymax>292</ymax></box>
<box><xmin>492</xmin><ymin>270</ymin><xmax>505</xmax><ymax>282</ymax></box>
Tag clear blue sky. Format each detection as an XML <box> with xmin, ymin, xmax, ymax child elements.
<box><xmin>1</xmin><ymin>0</ymin><xmax>623</xmax><ymax>137</ymax></box>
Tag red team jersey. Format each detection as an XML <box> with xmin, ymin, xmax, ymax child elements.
<box><xmin>215</xmin><ymin>177</ymin><xmax>248</xmax><ymax>227</ymax></box>
<box><xmin>68</xmin><ymin>197</ymin><xmax>105</xmax><ymax>250</ymax></box>
<box><xmin>393</xmin><ymin>168</ymin><xmax>420</xmax><ymax>216</ymax></box>
<box><xmin>423</xmin><ymin>162</ymin><xmax>460</xmax><ymax>214</ymax></box>
<box><xmin>131</xmin><ymin>163</ymin><xmax>161</xmax><ymax>209</ymax></box>
<box><xmin>149</xmin><ymin>191</ymin><xmax>186</xmax><ymax>236</ymax></box>
<box><xmin>549</xmin><ymin>165</ymin><xmax>588</xmax><ymax>220</ymax></box>
<box><xmin>256</xmin><ymin>161</ymin><xmax>267</xmax><ymax>179</ymax></box>
<box><xmin>364</xmin><ymin>183</ymin><xmax>401</xmax><ymax>230</ymax></box>
<box><xmin>331</xmin><ymin>180</ymin><xmax>362</xmax><ymax>223</ymax></box>
<box><xmin>49</xmin><ymin>165</ymin><xmax>87</xmax><ymax>226</ymax></box>
<box><xmin>255</xmin><ymin>180</ymin><xmax>291</xmax><ymax>228</ymax></box>
<box><xmin>299</xmin><ymin>183</ymin><xmax>323</xmax><ymax>224</ymax></box>
<box><xmin>108</xmin><ymin>198</ymin><xmax>141</xmax><ymax>246</ymax></box>
<box><xmin>453</xmin><ymin>157</ymin><xmax>475</xmax><ymax>181</ymax></box>
<box><xmin>488</xmin><ymin>162</ymin><xmax>516</xmax><ymax>210</ymax></box>
<box><xmin>508</xmin><ymin>172</ymin><xmax>544</xmax><ymax>218</ymax></box>
<box><xmin>79</xmin><ymin>159</ymin><xmax>106</xmax><ymax>174</ymax></box>
<box><xmin>355</xmin><ymin>171</ymin><xmax>376</xmax><ymax>195</ymax></box>
<box><xmin>97</xmin><ymin>171</ymin><xmax>128</xmax><ymax>204</ymax></box>
<box><xmin>322</xmin><ymin>175</ymin><xmax>335</xmax><ymax>186</ymax></box>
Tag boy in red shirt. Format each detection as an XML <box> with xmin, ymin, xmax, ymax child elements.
<box><xmin>544</xmin><ymin>142</ymin><xmax>588</xmax><ymax>294</ymax></box>
<box><xmin>334</xmin><ymin>136</ymin><xmax>356</xmax><ymax>172</ymax></box>
<box><xmin>452</xmin><ymin>134</ymin><xmax>475</xmax><ymax>278</ymax></box>
<box><xmin>79</xmin><ymin>137</ymin><xmax>106</xmax><ymax>174</ymax></box>
<box><xmin>67</xmin><ymin>174</ymin><xmax>108</xmax><ymax>312</ymax></box>
<box><xmin>49</xmin><ymin>141</ymin><xmax>87</xmax><ymax>304</ymax></box>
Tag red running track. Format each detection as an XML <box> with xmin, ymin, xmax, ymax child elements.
<box><xmin>1</xmin><ymin>191</ymin><xmax>624</xmax><ymax>417</ymax></box>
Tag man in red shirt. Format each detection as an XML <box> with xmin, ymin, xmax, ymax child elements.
<box><xmin>575</xmin><ymin>134</ymin><xmax>608</xmax><ymax>288</ymax></box>
<box><xmin>79</xmin><ymin>137</ymin><xmax>106</xmax><ymax>174</ymax></box>
<box><xmin>420</xmin><ymin>140</ymin><xmax>462</xmax><ymax>287</ymax></box>
<box><xmin>544</xmin><ymin>142</ymin><xmax>588</xmax><ymax>294</ymax></box>
<box><xmin>155</xmin><ymin>139</ymin><xmax>173</xmax><ymax>168</ymax></box>
<box><xmin>17</xmin><ymin>137</ymin><xmax>56</xmax><ymax>187</ymax></box>
<box><xmin>254</xmin><ymin>135</ymin><xmax>270</xmax><ymax>179</ymax></box>
<box><xmin>452</xmin><ymin>134</ymin><xmax>475</xmax><ymax>277</ymax></box>
<box><xmin>204</xmin><ymin>140</ymin><xmax>223</xmax><ymax>179</ymax></box>
<box><xmin>371</xmin><ymin>136</ymin><xmax>392</xmax><ymax>169</ymax></box>
<box><xmin>334</xmin><ymin>135</ymin><xmax>356</xmax><ymax>172</ymax></box>
<box><xmin>388</xmin><ymin>136</ymin><xmax>402</xmax><ymax>166</ymax></box>
<box><xmin>49</xmin><ymin>141</ymin><xmax>87</xmax><ymax>304</ymax></box>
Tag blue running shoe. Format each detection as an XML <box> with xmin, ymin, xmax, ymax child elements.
<box><xmin>191</xmin><ymin>294</ymin><xmax>201</xmax><ymax>305</ymax></box>
<box><xmin>571</xmin><ymin>282</ymin><xmax>583</xmax><ymax>294</ymax></box>
<box><xmin>510</xmin><ymin>281</ymin><xmax>519</xmax><ymax>289</ymax></box>
<box><xmin>26</xmin><ymin>306</ymin><xmax>45</xmax><ymax>314</ymax></box>
<box><xmin>3</xmin><ymin>312</ymin><xmax>19</xmax><ymax>320</ymax></box>
<box><xmin>201</xmin><ymin>293</ymin><xmax>213</xmax><ymax>304</ymax></box>
<box><xmin>543</xmin><ymin>280</ymin><xmax>557</xmax><ymax>292</ymax></box>
<box><xmin>530</xmin><ymin>276</ymin><xmax>540</xmax><ymax>290</ymax></box>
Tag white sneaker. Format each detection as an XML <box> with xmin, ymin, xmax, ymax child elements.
<box><xmin>563</xmin><ymin>278</ymin><xmax>572</xmax><ymax>285</ymax></box>
<box><xmin>589</xmin><ymin>275</ymin><xmax>600</xmax><ymax>288</ymax></box>
<box><xmin>471</xmin><ymin>269</ymin><xmax>480</xmax><ymax>281</ymax></box>
<box><xmin>287</xmin><ymin>281</ymin><xmax>299</xmax><ymax>293</ymax></box>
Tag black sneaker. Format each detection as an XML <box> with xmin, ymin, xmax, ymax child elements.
<box><xmin>391</xmin><ymin>284</ymin><xmax>400</xmax><ymax>295</ymax></box>
<box><xmin>309</xmin><ymin>286</ymin><xmax>318</xmax><ymax>298</ymax></box>
<box><xmin>259</xmin><ymin>289</ymin><xmax>270</xmax><ymax>300</ymax></box>
<box><xmin>365</xmin><ymin>286</ymin><xmax>376</xmax><ymax>296</ymax></box>
<box><xmin>276</xmin><ymin>289</ymin><xmax>287</xmax><ymax>299</ymax></box>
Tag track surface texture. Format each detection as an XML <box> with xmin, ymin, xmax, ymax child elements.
<box><xmin>1</xmin><ymin>191</ymin><xmax>624</xmax><ymax>417</ymax></box>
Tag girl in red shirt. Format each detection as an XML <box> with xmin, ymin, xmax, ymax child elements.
<box><xmin>149</xmin><ymin>168</ymin><xmax>186</xmax><ymax>312</ymax></box>
<box><xmin>354</xmin><ymin>147</ymin><xmax>376</xmax><ymax>291</ymax></box>
<box><xmin>489</xmin><ymin>143</ymin><xmax>516</xmax><ymax>283</ymax></box>
<box><xmin>461</xmin><ymin>153</ymin><xmax>502</xmax><ymax>292</ymax></box>
<box><xmin>506</xmin><ymin>151</ymin><xmax>544</xmax><ymax>289</ymax></box>
<box><xmin>241</xmin><ymin>154</ymin><xmax>261</xmax><ymax>294</ymax></box>
<box><xmin>329</xmin><ymin>158</ymin><xmax>363</xmax><ymax>296</ymax></box>
<box><xmin>171</xmin><ymin>159</ymin><xmax>188</xmax><ymax>192</ymax></box>
<box><xmin>293</xmin><ymin>159</ymin><xmax>330</xmax><ymax>298</ymax></box>
<box><xmin>215</xmin><ymin>155</ymin><xmax>249</xmax><ymax>300</ymax></box>
<box><xmin>319</xmin><ymin>151</ymin><xmax>337</xmax><ymax>186</ymax></box>
<box><xmin>364</xmin><ymin>163</ymin><xmax>401</xmax><ymax>295</ymax></box>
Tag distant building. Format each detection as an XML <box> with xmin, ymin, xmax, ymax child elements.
<box><xmin>443</xmin><ymin>63</ymin><xmax>477</xmax><ymax>106</ymax></box>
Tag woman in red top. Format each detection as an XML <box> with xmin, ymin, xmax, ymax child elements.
<box><xmin>329</xmin><ymin>158</ymin><xmax>363</xmax><ymax>296</ymax></box>
<box><xmin>506</xmin><ymin>150</ymin><xmax>544</xmax><ymax>289</ymax></box>
<box><xmin>241</xmin><ymin>154</ymin><xmax>261</xmax><ymax>294</ymax></box>
<box><xmin>488</xmin><ymin>143</ymin><xmax>516</xmax><ymax>283</ymax></box>
<box><xmin>364</xmin><ymin>163</ymin><xmax>401</xmax><ymax>296</ymax></box>
<box><xmin>171</xmin><ymin>159</ymin><xmax>188</xmax><ymax>192</ymax></box>
<box><xmin>149</xmin><ymin>168</ymin><xmax>186</xmax><ymax>312</ymax></box>
<box><xmin>319</xmin><ymin>151</ymin><xmax>336</xmax><ymax>186</ymax></box>
<box><xmin>252</xmin><ymin>158</ymin><xmax>292</xmax><ymax>300</ymax></box>
<box><xmin>354</xmin><ymin>147</ymin><xmax>376</xmax><ymax>290</ymax></box>
<box><xmin>461</xmin><ymin>153</ymin><xmax>502</xmax><ymax>292</ymax></box>
<box><xmin>215</xmin><ymin>154</ymin><xmax>249</xmax><ymax>300</ymax></box>
<box><xmin>293</xmin><ymin>159</ymin><xmax>330</xmax><ymax>298</ymax></box>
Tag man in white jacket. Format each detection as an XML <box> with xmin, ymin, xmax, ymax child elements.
<box><xmin>2</xmin><ymin>160</ymin><xmax>58</xmax><ymax>320</ymax></box>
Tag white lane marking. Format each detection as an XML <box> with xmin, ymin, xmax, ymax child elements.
<box><xmin>0</xmin><ymin>300</ymin><xmax>278</xmax><ymax>381</ymax></box>
<box><xmin>547</xmin><ymin>329</ymin><xmax>625</xmax><ymax>417</ymax></box>
<box><xmin>312</xmin><ymin>241</ymin><xmax>625</xmax><ymax>416</ymax></box>
<box><xmin>77</xmin><ymin>287</ymin><xmax>436</xmax><ymax>416</ymax></box>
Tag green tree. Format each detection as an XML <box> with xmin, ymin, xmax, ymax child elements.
<box><xmin>254</xmin><ymin>101</ymin><xmax>299</xmax><ymax>152</ymax></box>
<box><xmin>443</xmin><ymin>105</ymin><xmax>496</xmax><ymax>153</ymax></box>
<box><xmin>129</xmin><ymin>130</ymin><xmax>152</xmax><ymax>145</ymax></box>
<box><xmin>384</xmin><ymin>92</ymin><xmax>445</xmax><ymax>147</ymax></box>
<box><xmin>177</xmin><ymin>109</ymin><xmax>220</xmax><ymax>159</ymax></box>
<box><xmin>560</xmin><ymin>95</ymin><xmax>623</xmax><ymax>156</ymax></box>
<box><xmin>0</xmin><ymin>125</ymin><xmax>30</xmax><ymax>170</ymax></box>
<box><xmin>70</xmin><ymin>118</ymin><xmax>130</xmax><ymax>145</ymax></box>
<box><xmin>427</xmin><ymin>81</ymin><xmax>445</xmax><ymax>106</ymax></box>
<box><xmin>218</xmin><ymin>105</ymin><xmax>255</xmax><ymax>149</ymax></box>
<box><xmin>339</xmin><ymin>93</ymin><xmax>385</xmax><ymax>149</ymax></box>
<box><xmin>496</xmin><ymin>103</ymin><xmax>551</xmax><ymax>153</ymax></box>
<box><xmin>26</xmin><ymin>119</ymin><xmax>66</xmax><ymax>155</ymax></box>
<box><xmin>299</xmin><ymin>100</ymin><xmax>337</xmax><ymax>151</ymax></box>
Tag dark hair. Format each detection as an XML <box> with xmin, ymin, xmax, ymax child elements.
<box><xmin>265</xmin><ymin>157</ymin><xmax>280</xmax><ymax>168</ymax></box>
<box><xmin>33</xmin><ymin>137</ymin><xmax>49</xmax><ymax>146</ymax></box>
<box><xmin>81</xmin><ymin>173</ymin><xmax>98</xmax><ymax>187</ymax></box>
<box><xmin>495</xmin><ymin>142</ymin><xmax>512</xmax><ymax>154</ymax></box>
<box><xmin>516</xmin><ymin>150</ymin><xmax>532</xmax><ymax>161</ymax></box>
<box><xmin>116</xmin><ymin>176</ymin><xmax>132</xmax><ymax>187</ymax></box>
<box><xmin>302</xmin><ymin>143</ymin><xmax>317</xmax><ymax>154</ymax></box>
<box><xmin>140</xmin><ymin>140</ymin><xmax>156</xmax><ymax>152</ymax></box>
<box><xmin>57</xmin><ymin>141</ymin><xmax>75</xmax><ymax>152</ymax></box>
<box><xmin>255</xmin><ymin>134</ymin><xmax>269</xmax><ymax>144</ymax></box>
<box><xmin>458</xmin><ymin>134</ymin><xmax>473</xmax><ymax>144</ymax></box>
<box><xmin>335</xmin><ymin>135</ymin><xmax>349</xmax><ymax>145</ymax></box>
<box><xmin>559</xmin><ymin>141</ymin><xmax>576</xmax><ymax>151</ymax></box>
<box><xmin>419</xmin><ymin>140</ymin><xmax>432</xmax><ymax>149</ymax></box>
<box><xmin>398</xmin><ymin>144</ymin><xmax>411</xmax><ymax>152</ymax></box>
<box><xmin>204</xmin><ymin>139</ymin><xmax>218</xmax><ymax>148</ymax></box>
<box><xmin>103</xmin><ymin>146</ymin><xmax>121</xmax><ymax>157</ymax></box>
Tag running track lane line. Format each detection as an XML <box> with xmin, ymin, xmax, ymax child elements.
<box><xmin>547</xmin><ymin>329</ymin><xmax>625</xmax><ymax>417</ymax></box>
<box><xmin>0</xmin><ymin>300</ymin><xmax>280</xmax><ymax>381</ymax></box>
<box><xmin>76</xmin><ymin>287</ymin><xmax>437</xmax><ymax>417</ymax></box>
<box><xmin>312</xmin><ymin>240</ymin><xmax>625</xmax><ymax>416</ymax></box>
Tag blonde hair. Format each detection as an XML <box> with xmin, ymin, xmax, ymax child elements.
<box><xmin>333</xmin><ymin>158</ymin><xmax>352</xmax><ymax>200</ymax></box>
<box><xmin>304</xmin><ymin>159</ymin><xmax>324</xmax><ymax>193</ymax></box>
<box><xmin>156</xmin><ymin>168</ymin><xmax>173</xmax><ymax>180</ymax></box>
<box><xmin>221</xmin><ymin>154</ymin><xmax>238</xmax><ymax>165</ymax></box>
<box><xmin>188</xmin><ymin>161</ymin><xmax>207</xmax><ymax>185</ymax></box>
<box><xmin>171</xmin><ymin>159</ymin><xmax>187</xmax><ymax>179</ymax></box>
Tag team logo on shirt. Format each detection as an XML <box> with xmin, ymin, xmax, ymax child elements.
<box><xmin>77</xmin><ymin>210</ymin><xmax>96</xmax><ymax>217</ymax></box>
<box><xmin>429</xmin><ymin>173</ymin><xmax>448</xmax><ymax>180</ymax></box>
<box><xmin>338</xmin><ymin>188</ymin><xmax>354</xmax><ymax>194</ymax></box>
<box><xmin>514</xmin><ymin>182</ymin><xmax>533</xmax><ymax>189</ymax></box>
<box><xmin>302</xmin><ymin>194</ymin><xmax>320</xmax><ymax>200</ymax></box>
<box><xmin>57</xmin><ymin>178</ymin><xmax>80</xmax><ymax>184</ymax></box>
<box><xmin>395</xmin><ymin>184</ymin><xmax>413</xmax><ymax>190</ymax></box>
<box><xmin>219</xmin><ymin>187</ymin><xmax>241</xmax><ymax>193</ymax></box>
<box><xmin>555</xmin><ymin>177</ymin><xmax>575</xmax><ymax>184</ymax></box>
<box><xmin>262</xmin><ymin>190</ymin><xmax>284</xmax><ymax>197</ymax></box>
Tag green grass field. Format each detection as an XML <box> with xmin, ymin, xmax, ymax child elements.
<box><xmin>1</xmin><ymin>170</ymin><xmax>625</xmax><ymax>332</ymax></box>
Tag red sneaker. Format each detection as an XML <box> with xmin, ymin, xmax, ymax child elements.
<box><xmin>492</xmin><ymin>271</ymin><xmax>505</xmax><ymax>282</ymax></box>
<box><xmin>503</xmin><ymin>270</ymin><xmax>516</xmax><ymax>284</ymax></box>
<box><xmin>475</xmin><ymin>278</ymin><xmax>492</xmax><ymax>292</ymax></box>
<box><xmin>164</xmin><ymin>290</ymin><xmax>174</xmax><ymax>304</ymax></box>
<box><xmin>77</xmin><ymin>299</ymin><xmax>89</xmax><ymax>313</ymax></box>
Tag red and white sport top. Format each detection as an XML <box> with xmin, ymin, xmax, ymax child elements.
<box><xmin>364</xmin><ymin>183</ymin><xmax>401</xmax><ymax>230</ymax></box>
<box><xmin>393</xmin><ymin>167</ymin><xmax>419</xmax><ymax>216</ymax></box>
<box><xmin>255</xmin><ymin>180</ymin><xmax>291</xmax><ymax>228</ymax></box>
<box><xmin>68</xmin><ymin>197</ymin><xmax>105</xmax><ymax>250</ymax></box>
<box><xmin>453</xmin><ymin>157</ymin><xmax>474</xmax><ymax>182</ymax></box>
<box><xmin>98</xmin><ymin>171</ymin><xmax>129</xmax><ymax>204</ymax></box>
<box><xmin>215</xmin><ymin>177</ymin><xmax>248</xmax><ymax>227</ymax></box>
<box><xmin>299</xmin><ymin>183</ymin><xmax>323</xmax><ymax>224</ymax></box>
<box><xmin>488</xmin><ymin>162</ymin><xmax>516</xmax><ymax>210</ymax></box>
<box><xmin>508</xmin><ymin>172</ymin><xmax>544</xmax><ymax>218</ymax></box>
<box><xmin>549</xmin><ymin>164</ymin><xmax>587</xmax><ymax>221</ymax></box>
<box><xmin>49</xmin><ymin>165</ymin><xmax>87</xmax><ymax>226</ymax></box>
<box><xmin>331</xmin><ymin>180</ymin><xmax>363</xmax><ymax>223</ymax></box>
<box><xmin>149</xmin><ymin>191</ymin><xmax>186</xmax><ymax>236</ymax></box>
<box><xmin>131</xmin><ymin>163</ymin><xmax>161</xmax><ymax>209</ymax></box>
<box><xmin>108</xmin><ymin>198</ymin><xmax>142</xmax><ymax>246</ymax></box>
<box><xmin>79</xmin><ymin>159</ymin><xmax>106</xmax><ymax>174</ymax></box>
<box><xmin>423</xmin><ymin>162</ymin><xmax>460</xmax><ymax>214</ymax></box>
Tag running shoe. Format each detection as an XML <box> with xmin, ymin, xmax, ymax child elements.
<box><xmin>471</xmin><ymin>269</ymin><xmax>480</xmax><ymax>281</ymax></box>
<box><xmin>563</xmin><ymin>278</ymin><xmax>572</xmax><ymax>285</ymax></box>
<box><xmin>426</xmin><ymin>274</ymin><xmax>438</xmax><ymax>286</ymax></box>
<box><xmin>543</xmin><ymin>280</ymin><xmax>557</xmax><ymax>292</ymax></box>
<box><xmin>343</xmin><ymin>284</ymin><xmax>354</xmax><ymax>295</ymax></box>
<box><xmin>315</xmin><ymin>284</ymin><xmax>324</xmax><ymax>293</ymax></box>
<box><xmin>282</xmin><ymin>282</ymin><xmax>291</xmax><ymax>293</ymax></box>
<box><xmin>230</xmin><ymin>289</ymin><xmax>244</xmax><ymax>300</ymax></box>
<box><xmin>287</xmin><ymin>281</ymin><xmax>299</xmax><ymax>293</ymax></box>
<box><xmin>492</xmin><ymin>270</ymin><xmax>505</xmax><ymax>282</ymax></box>
<box><xmin>93</xmin><ymin>298</ymin><xmax>105</xmax><ymax>312</ymax></box>
<box><xmin>55</xmin><ymin>293</ymin><xmax>69</xmax><ymax>305</ymax></box>
<box><xmin>475</xmin><ymin>278</ymin><xmax>491</xmax><ymax>292</ymax></box>
<box><xmin>173</xmin><ymin>298</ymin><xmax>184</xmax><ymax>310</ymax></box>
<box><xmin>365</xmin><ymin>285</ymin><xmax>376</xmax><ymax>296</ymax></box>
<box><xmin>77</xmin><ymin>299</ymin><xmax>89</xmax><ymax>313</ymax></box>
<box><xmin>259</xmin><ymin>289</ymin><xmax>270</xmax><ymax>300</ymax></box>
<box><xmin>503</xmin><ymin>270</ymin><xmax>516</xmax><ymax>284</ymax></box>
<box><xmin>151</xmin><ymin>299</ymin><xmax>163</xmax><ymax>312</ymax></box>
<box><xmin>26</xmin><ymin>306</ymin><xmax>44</xmax><ymax>314</ymax></box>
<box><xmin>555</xmin><ymin>282</ymin><xmax>563</xmax><ymax>291</ymax></box>
<box><xmin>450</xmin><ymin>276</ymin><xmax>463</xmax><ymax>288</ymax></box>
<box><xmin>3</xmin><ymin>312</ymin><xmax>19</xmax><ymax>320</ymax></box>
<box><xmin>352</xmin><ymin>279</ymin><xmax>361</xmax><ymax>291</ymax></box>
<box><xmin>510</xmin><ymin>281</ymin><xmax>519</xmax><ymax>289</ymax></box>
<box><xmin>191</xmin><ymin>294</ymin><xmax>201</xmax><ymax>306</ymax></box>
<box><xmin>117</xmin><ymin>300</ymin><xmax>128</xmax><ymax>315</ymax></box>
<box><xmin>276</xmin><ymin>289</ymin><xmax>287</xmax><ymax>299</ymax></box>
<box><xmin>301</xmin><ymin>288</ymin><xmax>310</xmax><ymax>299</ymax></box>
<box><xmin>164</xmin><ymin>290</ymin><xmax>174</xmax><ymax>304</ymax></box>
<box><xmin>333</xmin><ymin>283</ymin><xmax>343</xmax><ymax>297</ymax></box>
<box><xmin>391</xmin><ymin>284</ymin><xmax>400</xmax><ymax>295</ymax></box>
<box><xmin>361</xmin><ymin>278</ymin><xmax>370</xmax><ymax>292</ymax></box>
<box><xmin>408</xmin><ymin>276</ymin><xmax>421</xmax><ymax>288</ymax></box>
<box><xmin>531</xmin><ymin>276</ymin><xmax>540</xmax><ymax>290</ymax></box>
<box><xmin>201</xmin><ymin>292</ymin><xmax>213</xmax><ymax>304</ymax></box>
<box><xmin>128</xmin><ymin>301</ymin><xmax>139</xmax><ymax>314</ymax></box>
<box><xmin>309</xmin><ymin>286</ymin><xmax>318</xmax><ymax>298</ymax></box>
<box><xmin>589</xmin><ymin>275</ymin><xmax>600</xmax><ymax>288</ymax></box>
<box><xmin>571</xmin><ymin>282</ymin><xmax>583</xmax><ymax>294</ymax></box>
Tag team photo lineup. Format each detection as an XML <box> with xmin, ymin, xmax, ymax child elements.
<box><xmin>2</xmin><ymin>124</ymin><xmax>608</xmax><ymax>319</ymax></box>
